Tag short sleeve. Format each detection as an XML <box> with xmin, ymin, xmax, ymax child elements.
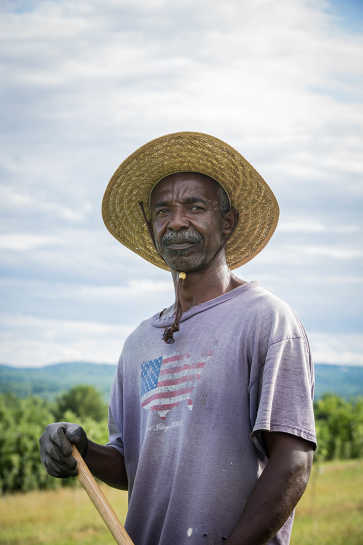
<box><xmin>107</xmin><ymin>357</ymin><xmax>125</xmax><ymax>456</ymax></box>
<box><xmin>251</xmin><ymin>335</ymin><xmax>317</xmax><ymax>455</ymax></box>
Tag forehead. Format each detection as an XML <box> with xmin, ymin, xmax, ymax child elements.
<box><xmin>150</xmin><ymin>172</ymin><xmax>219</xmax><ymax>205</ymax></box>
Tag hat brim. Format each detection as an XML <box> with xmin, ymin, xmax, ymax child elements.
<box><xmin>102</xmin><ymin>131</ymin><xmax>279</xmax><ymax>271</ymax></box>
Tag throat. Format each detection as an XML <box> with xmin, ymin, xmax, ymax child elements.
<box><xmin>175</xmin><ymin>270</ymin><xmax>245</xmax><ymax>313</ymax></box>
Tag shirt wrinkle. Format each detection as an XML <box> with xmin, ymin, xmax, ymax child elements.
<box><xmin>267</xmin><ymin>335</ymin><xmax>305</xmax><ymax>349</ymax></box>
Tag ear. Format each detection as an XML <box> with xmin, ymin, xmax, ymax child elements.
<box><xmin>222</xmin><ymin>207</ymin><xmax>239</xmax><ymax>241</ymax></box>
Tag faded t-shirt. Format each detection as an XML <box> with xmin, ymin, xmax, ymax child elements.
<box><xmin>108</xmin><ymin>282</ymin><xmax>316</xmax><ymax>545</ymax></box>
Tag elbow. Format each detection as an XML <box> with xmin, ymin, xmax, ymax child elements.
<box><xmin>298</xmin><ymin>446</ymin><xmax>313</xmax><ymax>481</ymax></box>
<box><xmin>286</xmin><ymin>448</ymin><xmax>314</xmax><ymax>501</ymax></box>
<box><xmin>264</xmin><ymin>432</ymin><xmax>315</xmax><ymax>507</ymax></box>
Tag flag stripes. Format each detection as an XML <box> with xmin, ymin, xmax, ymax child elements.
<box><xmin>140</xmin><ymin>353</ymin><xmax>206</xmax><ymax>418</ymax></box>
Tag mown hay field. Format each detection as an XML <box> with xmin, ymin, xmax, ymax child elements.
<box><xmin>0</xmin><ymin>459</ymin><xmax>362</xmax><ymax>545</ymax></box>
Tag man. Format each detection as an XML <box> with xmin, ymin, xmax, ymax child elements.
<box><xmin>40</xmin><ymin>132</ymin><xmax>316</xmax><ymax>545</ymax></box>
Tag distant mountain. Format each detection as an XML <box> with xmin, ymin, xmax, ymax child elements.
<box><xmin>0</xmin><ymin>361</ymin><xmax>116</xmax><ymax>401</ymax></box>
<box><xmin>0</xmin><ymin>361</ymin><xmax>362</xmax><ymax>401</ymax></box>
<box><xmin>314</xmin><ymin>363</ymin><xmax>363</xmax><ymax>400</ymax></box>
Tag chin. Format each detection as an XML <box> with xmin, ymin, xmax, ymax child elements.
<box><xmin>165</xmin><ymin>256</ymin><xmax>207</xmax><ymax>273</ymax></box>
<box><xmin>161</xmin><ymin>247</ymin><xmax>214</xmax><ymax>272</ymax></box>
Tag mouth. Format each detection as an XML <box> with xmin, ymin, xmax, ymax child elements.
<box><xmin>165</xmin><ymin>242</ymin><xmax>197</xmax><ymax>250</ymax></box>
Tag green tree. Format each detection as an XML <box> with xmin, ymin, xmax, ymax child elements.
<box><xmin>54</xmin><ymin>385</ymin><xmax>107</xmax><ymax>422</ymax></box>
<box><xmin>350</xmin><ymin>397</ymin><xmax>363</xmax><ymax>458</ymax></box>
<box><xmin>0</xmin><ymin>391</ymin><xmax>109</xmax><ymax>493</ymax></box>
<box><xmin>314</xmin><ymin>394</ymin><xmax>363</xmax><ymax>461</ymax></box>
<box><xmin>0</xmin><ymin>394</ymin><xmax>60</xmax><ymax>493</ymax></box>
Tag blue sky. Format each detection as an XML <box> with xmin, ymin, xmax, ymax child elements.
<box><xmin>1</xmin><ymin>0</ymin><xmax>362</xmax><ymax>367</ymax></box>
<box><xmin>329</xmin><ymin>0</ymin><xmax>363</xmax><ymax>32</ymax></box>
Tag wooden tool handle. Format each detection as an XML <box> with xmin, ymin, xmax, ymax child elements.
<box><xmin>72</xmin><ymin>445</ymin><xmax>134</xmax><ymax>545</ymax></box>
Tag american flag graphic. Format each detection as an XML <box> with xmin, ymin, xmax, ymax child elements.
<box><xmin>140</xmin><ymin>353</ymin><xmax>206</xmax><ymax>419</ymax></box>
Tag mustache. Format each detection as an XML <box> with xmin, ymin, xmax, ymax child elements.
<box><xmin>161</xmin><ymin>230</ymin><xmax>203</xmax><ymax>248</ymax></box>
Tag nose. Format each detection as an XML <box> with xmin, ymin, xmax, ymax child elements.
<box><xmin>167</xmin><ymin>207</ymin><xmax>190</xmax><ymax>231</ymax></box>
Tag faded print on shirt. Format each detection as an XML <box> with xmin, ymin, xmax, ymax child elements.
<box><xmin>140</xmin><ymin>351</ymin><xmax>211</xmax><ymax>419</ymax></box>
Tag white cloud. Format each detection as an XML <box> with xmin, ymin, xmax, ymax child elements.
<box><xmin>310</xmin><ymin>332</ymin><xmax>363</xmax><ymax>366</ymax></box>
<box><xmin>1</xmin><ymin>0</ymin><xmax>363</xmax><ymax>366</ymax></box>
<box><xmin>0</xmin><ymin>234</ymin><xmax>62</xmax><ymax>251</ymax></box>
<box><xmin>302</xmin><ymin>246</ymin><xmax>363</xmax><ymax>260</ymax></box>
<box><xmin>0</xmin><ymin>184</ymin><xmax>93</xmax><ymax>227</ymax></box>
<box><xmin>3</xmin><ymin>278</ymin><xmax>173</xmax><ymax>302</ymax></box>
<box><xmin>75</xmin><ymin>280</ymin><xmax>172</xmax><ymax>300</ymax></box>
<box><xmin>250</xmin><ymin>242</ymin><xmax>363</xmax><ymax>267</ymax></box>
<box><xmin>279</xmin><ymin>220</ymin><xmax>360</xmax><ymax>234</ymax></box>
<box><xmin>0</xmin><ymin>313</ymin><xmax>133</xmax><ymax>366</ymax></box>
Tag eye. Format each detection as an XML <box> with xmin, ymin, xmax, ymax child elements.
<box><xmin>155</xmin><ymin>208</ymin><xmax>169</xmax><ymax>217</ymax></box>
<box><xmin>190</xmin><ymin>204</ymin><xmax>205</xmax><ymax>212</ymax></box>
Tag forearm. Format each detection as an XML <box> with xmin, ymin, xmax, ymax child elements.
<box><xmin>84</xmin><ymin>440</ymin><xmax>128</xmax><ymax>490</ymax></box>
<box><xmin>227</xmin><ymin>434</ymin><xmax>313</xmax><ymax>545</ymax></box>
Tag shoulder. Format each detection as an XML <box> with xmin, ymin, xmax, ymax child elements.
<box><xmin>240</xmin><ymin>283</ymin><xmax>308</xmax><ymax>345</ymax></box>
<box><xmin>122</xmin><ymin>313</ymin><xmax>158</xmax><ymax>350</ymax></box>
<box><xmin>241</xmin><ymin>282</ymin><xmax>293</xmax><ymax>311</ymax></box>
<box><xmin>117</xmin><ymin>308</ymin><xmax>167</xmax><ymax>366</ymax></box>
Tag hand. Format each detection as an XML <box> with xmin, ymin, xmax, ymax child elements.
<box><xmin>39</xmin><ymin>422</ymin><xmax>88</xmax><ymax>478</ymax></box>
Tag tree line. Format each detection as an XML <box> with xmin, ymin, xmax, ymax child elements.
<box><xmin>0</xmin><ymin>386</ymin><xmax>362</xmax><ymax>494</ymax></box>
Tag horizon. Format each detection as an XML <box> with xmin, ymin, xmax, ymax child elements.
<box><xmin>2</xmin><ymin>360</ymin><xmax>362</xmax><ymax>402</ymax></box>
<box><xmin>2</xmin><ymin>360</ymin><xmax>363</xmax><ymax>369</ymax></box>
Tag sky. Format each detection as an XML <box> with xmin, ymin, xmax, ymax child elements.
<box><xmin>1</xmin><ymin>0</ymin><xmax>362</xmax><ymax>367</ymax></box>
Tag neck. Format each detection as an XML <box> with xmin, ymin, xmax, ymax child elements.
<box><xmin>171</xmin><ymin>258</ymin><xmax>245</xmax><ymax>313</ymax></box>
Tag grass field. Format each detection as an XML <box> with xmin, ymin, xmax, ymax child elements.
<box><xmin>0</xmin><ymin>459</ymin><xmax>362</xmax><ymax>545</ymax></box>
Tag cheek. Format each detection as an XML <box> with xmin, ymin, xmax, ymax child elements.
<box><xmin>152</xmin><ymin>221</ymin><xmax>166</xmax><ymax>246</ymax></box>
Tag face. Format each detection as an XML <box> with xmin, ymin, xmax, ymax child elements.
<box><xmin>150</xmin><ymin>172</ymin><xmax>235</xmax><ymax>273</ymax></box>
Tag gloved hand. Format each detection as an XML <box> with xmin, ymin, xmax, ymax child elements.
<box><xmin>39</xmin><ymin>422</ymin><xmax>88</xmax><ymax>478</ymax></box>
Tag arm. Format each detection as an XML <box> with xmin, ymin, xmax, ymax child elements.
<box><xmin>85</xmin><ymin>439</ymin><xmax>128</xmax><ymax>490</ymax></box>
<box><xmin>39</xmin><ymin>422</ymin><xmax>128</xmax><ymax>490</ymax></box>
<box><xmin>226</xmin><ymin>432</ymin><xmax>313</xmax><ymax>545</ymax></box>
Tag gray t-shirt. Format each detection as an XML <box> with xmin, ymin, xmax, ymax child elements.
<box><xmin>108</xmin><ymin>282</ymin><xmax>316</xmax><ymax>545</ymax></box>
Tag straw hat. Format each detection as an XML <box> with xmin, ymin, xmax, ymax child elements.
<box><xmin>102</xmin><ymin>131</ymin><xmax>279</xmax><ymax>271</ymax></box>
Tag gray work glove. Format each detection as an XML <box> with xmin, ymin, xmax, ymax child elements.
<box><xmin>39</xmin><ymin>422</ymin><xmax>88</xmax><ymax>478</ymax></box>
